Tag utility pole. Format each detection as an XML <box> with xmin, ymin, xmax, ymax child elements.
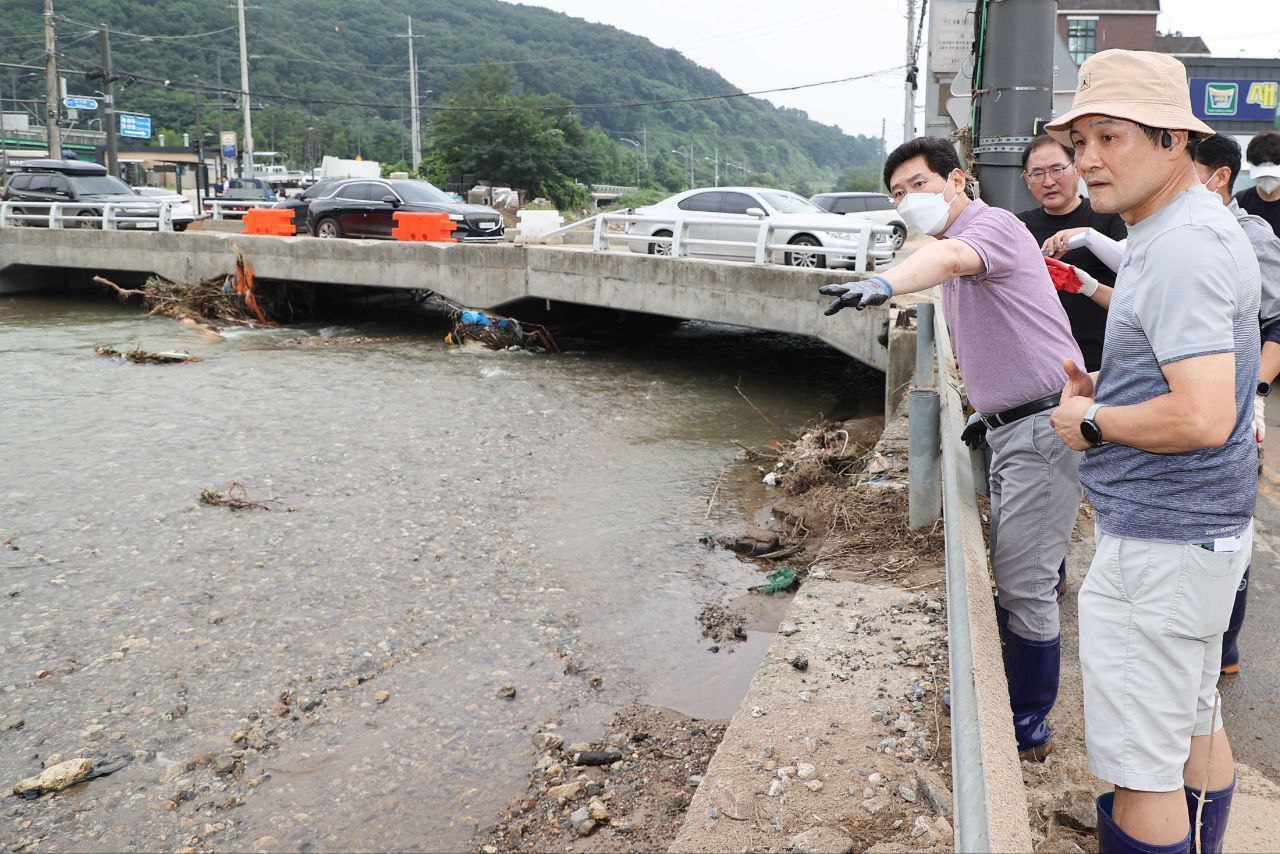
<box><xmin>879</xmin><ymin>116</ymin><xmax>887</xmax><ymax>188</ymax></box>
<box><xmin>236</xmin><ymin>0</ymin><xmax>253</xmax><ymax>178</ymax></box>
<box><xmin>406</xmin><ymin>16</ymin><xmax>422</xmax><ymax>174</ymax></box>
<box><xmin>194</xmin><ymin>78</ymin><xmax>204</xmax><ymax>211</ymax></box>
<box><xmin>903</xmin><ymin>0</ymin><xmax>916</xmax><ymax>142</ymax></box>
<box><xmin>974</xmin><ymin>0</ymin><xmax>1055</xmax><ymax>211</ymax></box>
<box><xmin>43</xmin><ymin>0</ymin><xmax>61</xmax><ymax>159</ymax></box>
<box><xmin>98</xmin><ymin>24</ymin><xmax>117</xmax><ymax>177</ymax></box>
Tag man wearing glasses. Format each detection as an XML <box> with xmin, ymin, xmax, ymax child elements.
<box><xmin>820</xmin><ymin>137</ymin><xmax>1083</xmax><ymax>764</ymax></box>
<box><xmin>1016</xmin><ymin>135</ymin><xmax>1128</xmax><ymax>372</ymax></box>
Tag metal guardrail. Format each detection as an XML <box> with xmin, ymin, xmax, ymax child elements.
<box><xmin>205</xmin><ymin>199</ymin><xmax>274</xmax><ymax>219</ymax></box>
<box><xmin>534</xmin><ymin>211</ymin><xmax>894</xmax><ymax>271</ymax></box>
<box><xmin>930</xmin><ymin>298</ymin><xmax>1034</xmax><ymax>853</ymax></box>
<box><xmin>0</xmin><ymin>200</ymin><xmax>178</xmax><ymax>231</ymax></box>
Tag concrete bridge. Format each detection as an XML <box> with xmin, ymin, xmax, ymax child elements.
<box><xmin>0</xmin><ymin>228</ymin><xmax>888</xmax><ymax>372</ymax></box>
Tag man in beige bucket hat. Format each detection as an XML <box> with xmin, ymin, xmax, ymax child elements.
<box><xmin>1046</xmin><ymin>49</ymin><xmax>1261</xmax><ymax>854</ymax></box>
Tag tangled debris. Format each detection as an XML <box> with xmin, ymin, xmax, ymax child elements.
<box><xmin>95</xmin><ymin>344</ymin><xmax>199</xmax><ymax>365</ymax></box>
<box><xmin>199</xmin><ymin>481</ymin><xmax>270</xmax><ymax>511</ymax></box>
<box><xmin>446</xmin><ymin>307</ymin><xmax>559</xmax><ymax>352</ymax></box>
<box><xmin>94</xmin><ymin>245</ymin><xmax>313</xmax><ymax>332</ymax></box>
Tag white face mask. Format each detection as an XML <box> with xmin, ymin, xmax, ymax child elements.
<box><xmin>1257</xmin><ymin>176</ymin><xmax>1280</xmax><ymax>194</ymax></box>
<box><xmin>897</xmin><ymin>182</ymin><xmax>957</xmax><ymax>236</ymax></box>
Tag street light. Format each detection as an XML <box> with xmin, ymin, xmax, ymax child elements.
<box><xmin>670</xmin><ymin>147</ymin><xmax>694</xmax><ymax>190</ymax></box>
<box><xmin>619</xmin><ymin>137</ymin><xmax>640</xmax><ymax>187</ymax></box>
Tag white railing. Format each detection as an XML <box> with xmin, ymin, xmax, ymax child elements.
<box><xmin>205</xmin><ymin>198</ymin><xmax>276</xmax><ymax>219</ymax></box>
<box><xmin>0</xmin><ymin>200</ymin><xmax>179</xmax><ymax>231</ymax></box>
<box><xmin>537</xmin><ymin>212</ymin><xmax>895</xmax><ymax>271</ymax></box>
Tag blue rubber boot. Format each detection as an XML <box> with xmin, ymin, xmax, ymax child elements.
<box><xmin>1220</xmin><ymin>566</ymin><xmax>1249</xmax><ymax>675</ymax></box>
<box><xmin>1000</xmin><ymin>625</ymin><xmax>1059</xmax><ymax>761</ymax></box>
<box><xmin>1098</xmin><ymin>793</ymin><xmax>1192</xmax><ymax>853</ymax></box>
<box><xmin>1185</xmin><ymin>775</ymin><xmax>1236</xmax><ymax>854</ymax></box>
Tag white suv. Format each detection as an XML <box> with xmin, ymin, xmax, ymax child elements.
<box><xmin>810</xmin><ymin>192</ymin><xmax>907</xmax><ymax>249</ymax></box>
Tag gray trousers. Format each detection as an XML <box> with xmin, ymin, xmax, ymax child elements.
<box><xmin>984</xmin><ymin>411</ymin><xmax>1083</xmax><ymax>641</ymax></box>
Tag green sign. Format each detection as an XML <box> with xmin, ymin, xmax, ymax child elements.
<box><xmin>1203</xmin><ymin>82</ymin><xmax>1239</xmax><ymax>116</ymax></box>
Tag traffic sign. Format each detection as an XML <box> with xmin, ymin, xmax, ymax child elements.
<box><xmin>118</xmin><ymin>113</ymin><xmax>152</xmax><ymax>139</ymax></box>
<box><xmin>220</xmin><ymin>130</ymin><xmax>237</xmax><ymax>159</ymax></box>
<box><xmin>63</xmin><ymin>96</ymin><xmax>99</xmax><ymax>111</ymax></box>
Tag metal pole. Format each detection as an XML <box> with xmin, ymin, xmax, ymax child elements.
<box><xmin>43</xmin><ymin>0</ymin><xmax>61</xmax><ymax>159</ymax></box>
<box><xmin>407</xmin><ymin>16</ymin><xmax>421</xmax><ymax>175</ymax></box>
<box><xmin>914</xmin><ymin>302</ymin><xmax>936</xmax><ymax>389</ymax></box>
<box><xmin>194</xmin><ymin>80</ymin><xmax>204</xmax><ymax>213</ymax></box>
<box><xmin>973</xmin><ymin>0</ymin><xmax>1055</xmax><ymax>212</ymax></box>
<box><xmin>908</xmin><ymin>389</ymin><xmax>941</xmax><ymax>530</ymax></box>
<box><xmin>236</xmin><ymin>0</ymin><xmax>254</xmax><ymax>179</ymax></box>
<box><xmin>903</xmin><ymin>0</ymin><xmax>916</xmax><ymax>142</ymax></box>
<box><xmin>99</xmin><ymin>24</ymin><xmax>117</xmax><ymax>178</ymax></box>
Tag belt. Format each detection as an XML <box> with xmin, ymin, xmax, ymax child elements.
<box><xmin>980</xmin><ymin>392</ymin><xmax>1060</xmax><ymax>430</ymax></box>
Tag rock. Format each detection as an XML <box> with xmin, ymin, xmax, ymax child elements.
<box><xmin>230</xmin><ymin>730</ymin><xmax>247</xmax><ymax>745</ymax></box>
<box><xmin>374</xmin><ymin>690</ymin><xmax>391</xmax><ymax>704</ymax></box>
<box><xmin>868</xmin><ymin>772</ymin><xmax>883</xmax><ymax>785</ymax></box>
<box><xmin>789</xmin><ymin>826</ymin><xmax>855</xmax><ymax>854</ymax></box>
<box><xmin>762</xmin><ymin>745</ymin><xmax>774</xmax><ymax>759</ymax></box>
<box><xmin>532</xmin><ymin>732</ymin><xmax>564</xmax><ymax>752</ymax></box>
<box><xmin>546</xmin><ymin>782</ymin><xmax>584</xmax><ymax>802</ymax></box>
<box><xmin>926</xmin><ymin>599</ymin><xmax>943</xmax><ymax>612</ymax></box>
<box><xmin>791</xmin><ymin>655</ymin><xmax>809</xmax><ymax>671</ymax></box>
<box><xmin>13</xmin><ymin>758</ymin><xmax>93</xmax><ymax>796</ymax></box>
<box><xmin>497</xmin><ymin>684</ymin><xmax>516</xmax><ymax>699</ymax></box>
<box><xmin>805</xmin><ymin>780</ymin><xmax>824</xmax><ymax>792</ymax></box>
<box><xmin>933</xmin><ymin>817</ymin><xmax>953</xmax><ymax>842</ymax></box>
<box><xmin>3</xmin><ymin>715</ymin><xmax>23</xmax><ymax>731</ymax></box>
<box><xmin>297</xmin><ymin>695</ymin><xmax>322</xmax><ymax>712</ymax></box>
<box><xmin>544</xmin><ymin>763</ymin><xmax>564</xmax><ymax>782</ymax></box>
<box><xmin>708</xmin><ymin>780</ymin><xmax>751</xmax><ymax>821</ymax></box>
<box><xmin>566</xmin><ymin>742</ymin><xmax>592</xmax><ymax>754</ymax></box>
<box><xmin>899</xmin><ymin>784</ymin><xmax>917</xmax><ymax>803</ymax></box>
<box><xmin>911</xmin><ymin>815</ymin><xmax>937</xmax><ymax>843</ymax></box>
<box><xmin>915</xmin><ymin>768</ymin><xmax>951</xmax><ymax>816</ymax></box>
<box><xmin>780</xmin><ymin>623</ymin><xmax>800</xmax><ymax>637</ymax></box>
<box><xmin>569</xmin><ymin>805</ymin><xmax>597</xmax><ymax>837</ymax></box>
<box><xmin>751</xmin><ymin>706</ymin><xmax>767</xmax><ymax>718</ymax></box>
<box><xmin>573</xmin><ymin>750</ymin><xmax>623</xmax><ymax>767</ymax></box>
<box><xmin>212</xmin><ymin>754</ymin><xmax>238</xmax><ymax>777</ymax></box>
<box><xmin>1055</xmin><ymin>799</ymin><xmax>1098</xmax><ymax>834</ymax></box>
<box><xmin>587</xmin><ymin>796</ymin><xmax>609</xmax><ymax>821</ymax></box>
<box><xmin>864</xmin><ymin>797</ymin><xmax>887</xmax><ymax>815</ymax></box>
<box><xmin>796</xmin><ymin>762</ymin><xmax>818</xmax><ymax>780</ymax></box>
<box><xmin>768</xmin><ymin>779</ymin><xmax>785</xmax><ymax>797</ymax></box>
<box><xmin>585</xmin><ymin>781</ymin><xmax>600</xmax><ymax>796</ymax></box>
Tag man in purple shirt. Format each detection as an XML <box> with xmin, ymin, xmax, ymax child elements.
<box><xmin>822</xmin><ymin>137</ymin><xmax>1084</xmax><ymax>762</ymax></box>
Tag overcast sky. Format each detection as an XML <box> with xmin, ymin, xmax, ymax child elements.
<box><xmin>507</xmin><ymin>0</ymin><xmax>1279</xmax><ymax>145</ymax></box>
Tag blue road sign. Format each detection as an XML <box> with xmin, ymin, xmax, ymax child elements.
<box><xmin>63</xmin><ymin>96</ymin><xmax>99</xmax><ymax>111</ymax></box>
<box><xmin>118</xmin><ymin>113</ymin><xmax>153</xmax><ymax>139</ymax></box>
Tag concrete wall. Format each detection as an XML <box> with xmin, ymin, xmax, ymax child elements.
<box><xmin>0</xmin><ymin>229</ymin><xmax>889</xmax><ymax>372</ymax></box>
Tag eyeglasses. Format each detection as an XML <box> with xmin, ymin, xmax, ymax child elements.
<box><xmin>1025</xmin><ymin>164</ymin><xmax>1073</xmax><ymax>183</ymax></box>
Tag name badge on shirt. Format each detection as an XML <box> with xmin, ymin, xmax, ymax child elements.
<box><xmin>1198</xmin><ymin>536</ymin><xmax>1244</xmax><ymax>553</ymax></box>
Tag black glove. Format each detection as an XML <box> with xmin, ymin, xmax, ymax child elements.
<box><xmin>961</xmin><ymin>412</ymin><xmax>988</xmax><ymax>450</ymax></box>
<box><xmin>818</xmin><ymin>275</ymin><xmax>893</xmax><ymax>315</ymax></box>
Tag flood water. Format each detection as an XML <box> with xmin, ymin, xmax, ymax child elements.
<box><xmin>0</xmin><ymin>292</ymin><xmax>880</xmax><ymax>851</ymax></box>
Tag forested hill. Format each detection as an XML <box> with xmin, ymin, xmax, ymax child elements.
<box><xmin>0</xmin><ymin>0</ymin><xmax>881</xmax><ymax>191</ymax></box>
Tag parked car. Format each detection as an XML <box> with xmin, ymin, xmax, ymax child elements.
<box><xmin>624</xmin><ymin>187</ymin><xmax>888</xmax><ymax>269</ymax></box>
<box><xmin>304</xmin><ymin>178</ymin><xmax>505</xmax><ymax>241</ymax></box>
<box><xmin>131</xmin><ymin>186</ymin><xmax>196</xmax><ymax>231</ymax></box>
<box><xmin>1</xmin><ymin>159</ymin><xmax>171</xmax><ymax>229</ymax></box>
<box><xmin>274</xmin><ymin>179</ymin><xmax>341</xmax><ymax>232</ymax></box>
<box><xmin>809</xmin><ymin>192</ymin><xmax>908</xmax><ymax>249</ymax></box>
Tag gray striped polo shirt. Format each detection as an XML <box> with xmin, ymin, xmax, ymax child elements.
<box><xmin>1080</xmin><ymin>186</ymin><xmax>1260</xmax><ymax>542</ymax></box>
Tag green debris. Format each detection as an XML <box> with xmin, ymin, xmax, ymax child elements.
<box><xmin>751</xmin><ymin>567</ymin><xmax>797</xmax><ymax>595</ymax></box>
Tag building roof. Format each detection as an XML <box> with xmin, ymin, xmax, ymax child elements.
<box><xmin>1057</xmin><ymin>0</ymin><xmax>1160</xmax><ymax>12</ymax></box>
<box><xmin>1154</xmin><ymin>33</ymin><xmax>1211</xmax><ymax>55</ymax></box>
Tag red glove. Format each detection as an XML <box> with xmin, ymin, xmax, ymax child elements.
<box><xmin>1044</xmin><ymin>257</ymin><xmax>1099</xmax><ymax>297</ymax></box>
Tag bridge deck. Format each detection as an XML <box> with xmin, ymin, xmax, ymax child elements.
<box><xmin>0</xmin><ymin>229</ymin><xmax>887</xmax><ymax>371</ymax></box>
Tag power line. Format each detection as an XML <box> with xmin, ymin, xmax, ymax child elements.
<box><xmin>100</xmin><ymin>65</ymin><xmax>905</xmax><ymax>114</ymax></box>
<box><xmin>51</xmin><ymin>14</ymin><xmax>238</xmax><ymax>42</ymax></box>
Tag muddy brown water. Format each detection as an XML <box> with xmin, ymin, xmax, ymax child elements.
<box><xmin>0</xmin><ymin>292</ymin><xmax>881</xmax><ymax>852</ymax></box>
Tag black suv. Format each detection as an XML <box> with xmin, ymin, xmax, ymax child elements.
<box><xmin>1</xmin><ymin>159</ymin><xmax>181</xmax><ymax>229</ymax></box>
<box><xmin>303</xmin><ymin>178</ymin><xmax>505</xmax><ymax>241</ymax></box>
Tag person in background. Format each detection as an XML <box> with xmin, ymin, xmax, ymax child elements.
<box><xmin>1237</xmin><ymin>131</ymin><xmax>1280</xmax><ymax>236</ymax></box>
<box><xmin>1047</xmin><ymin>49</ymin><xmax>1259</xmax><ymax>854</ymax></box>
<box><xmin>1193</xmin><ymin>132</ymin><xmax>1280</xmax><ymax>678</ymax></box>
<box><xmin>821</xmin><ymin>136</ymin><xmax>1082</xmax><ymax>765</ymax></box>
<box><xmin>1017</xmin><ymin>135</ymin><xmax>1127</xmax><ymax>372</ymax></box>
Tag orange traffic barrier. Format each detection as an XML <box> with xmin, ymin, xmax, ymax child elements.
<box><xmin>392</xmin><ymin>211</ymin><xmax>457</xmax><ymax>243</ymax></box>
<box><xmin>242</xmin><ymin>207</ymin><xmax>297</xmax><ymax>236</ymax></box>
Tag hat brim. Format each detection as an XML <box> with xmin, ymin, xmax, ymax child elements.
<box><xmin>1251</xmin><ymin>163</ymin><xmax>1280</xmax><ymax>180</ymax></box>
<box><xmin>1044</xmin><ymin>101</ymin><xmax>1215</xmax><ymax>148</ymax></box>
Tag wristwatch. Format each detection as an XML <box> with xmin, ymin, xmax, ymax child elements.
<box><xmin>1260</xmin><ymin>381</ymin><xmax>1272</xmax><ymax>397</ymax></box>
<box><xmin>1081</xmin><ymin>403</ymin><xmax>1107</xmax><ymax>448</ymax></box>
